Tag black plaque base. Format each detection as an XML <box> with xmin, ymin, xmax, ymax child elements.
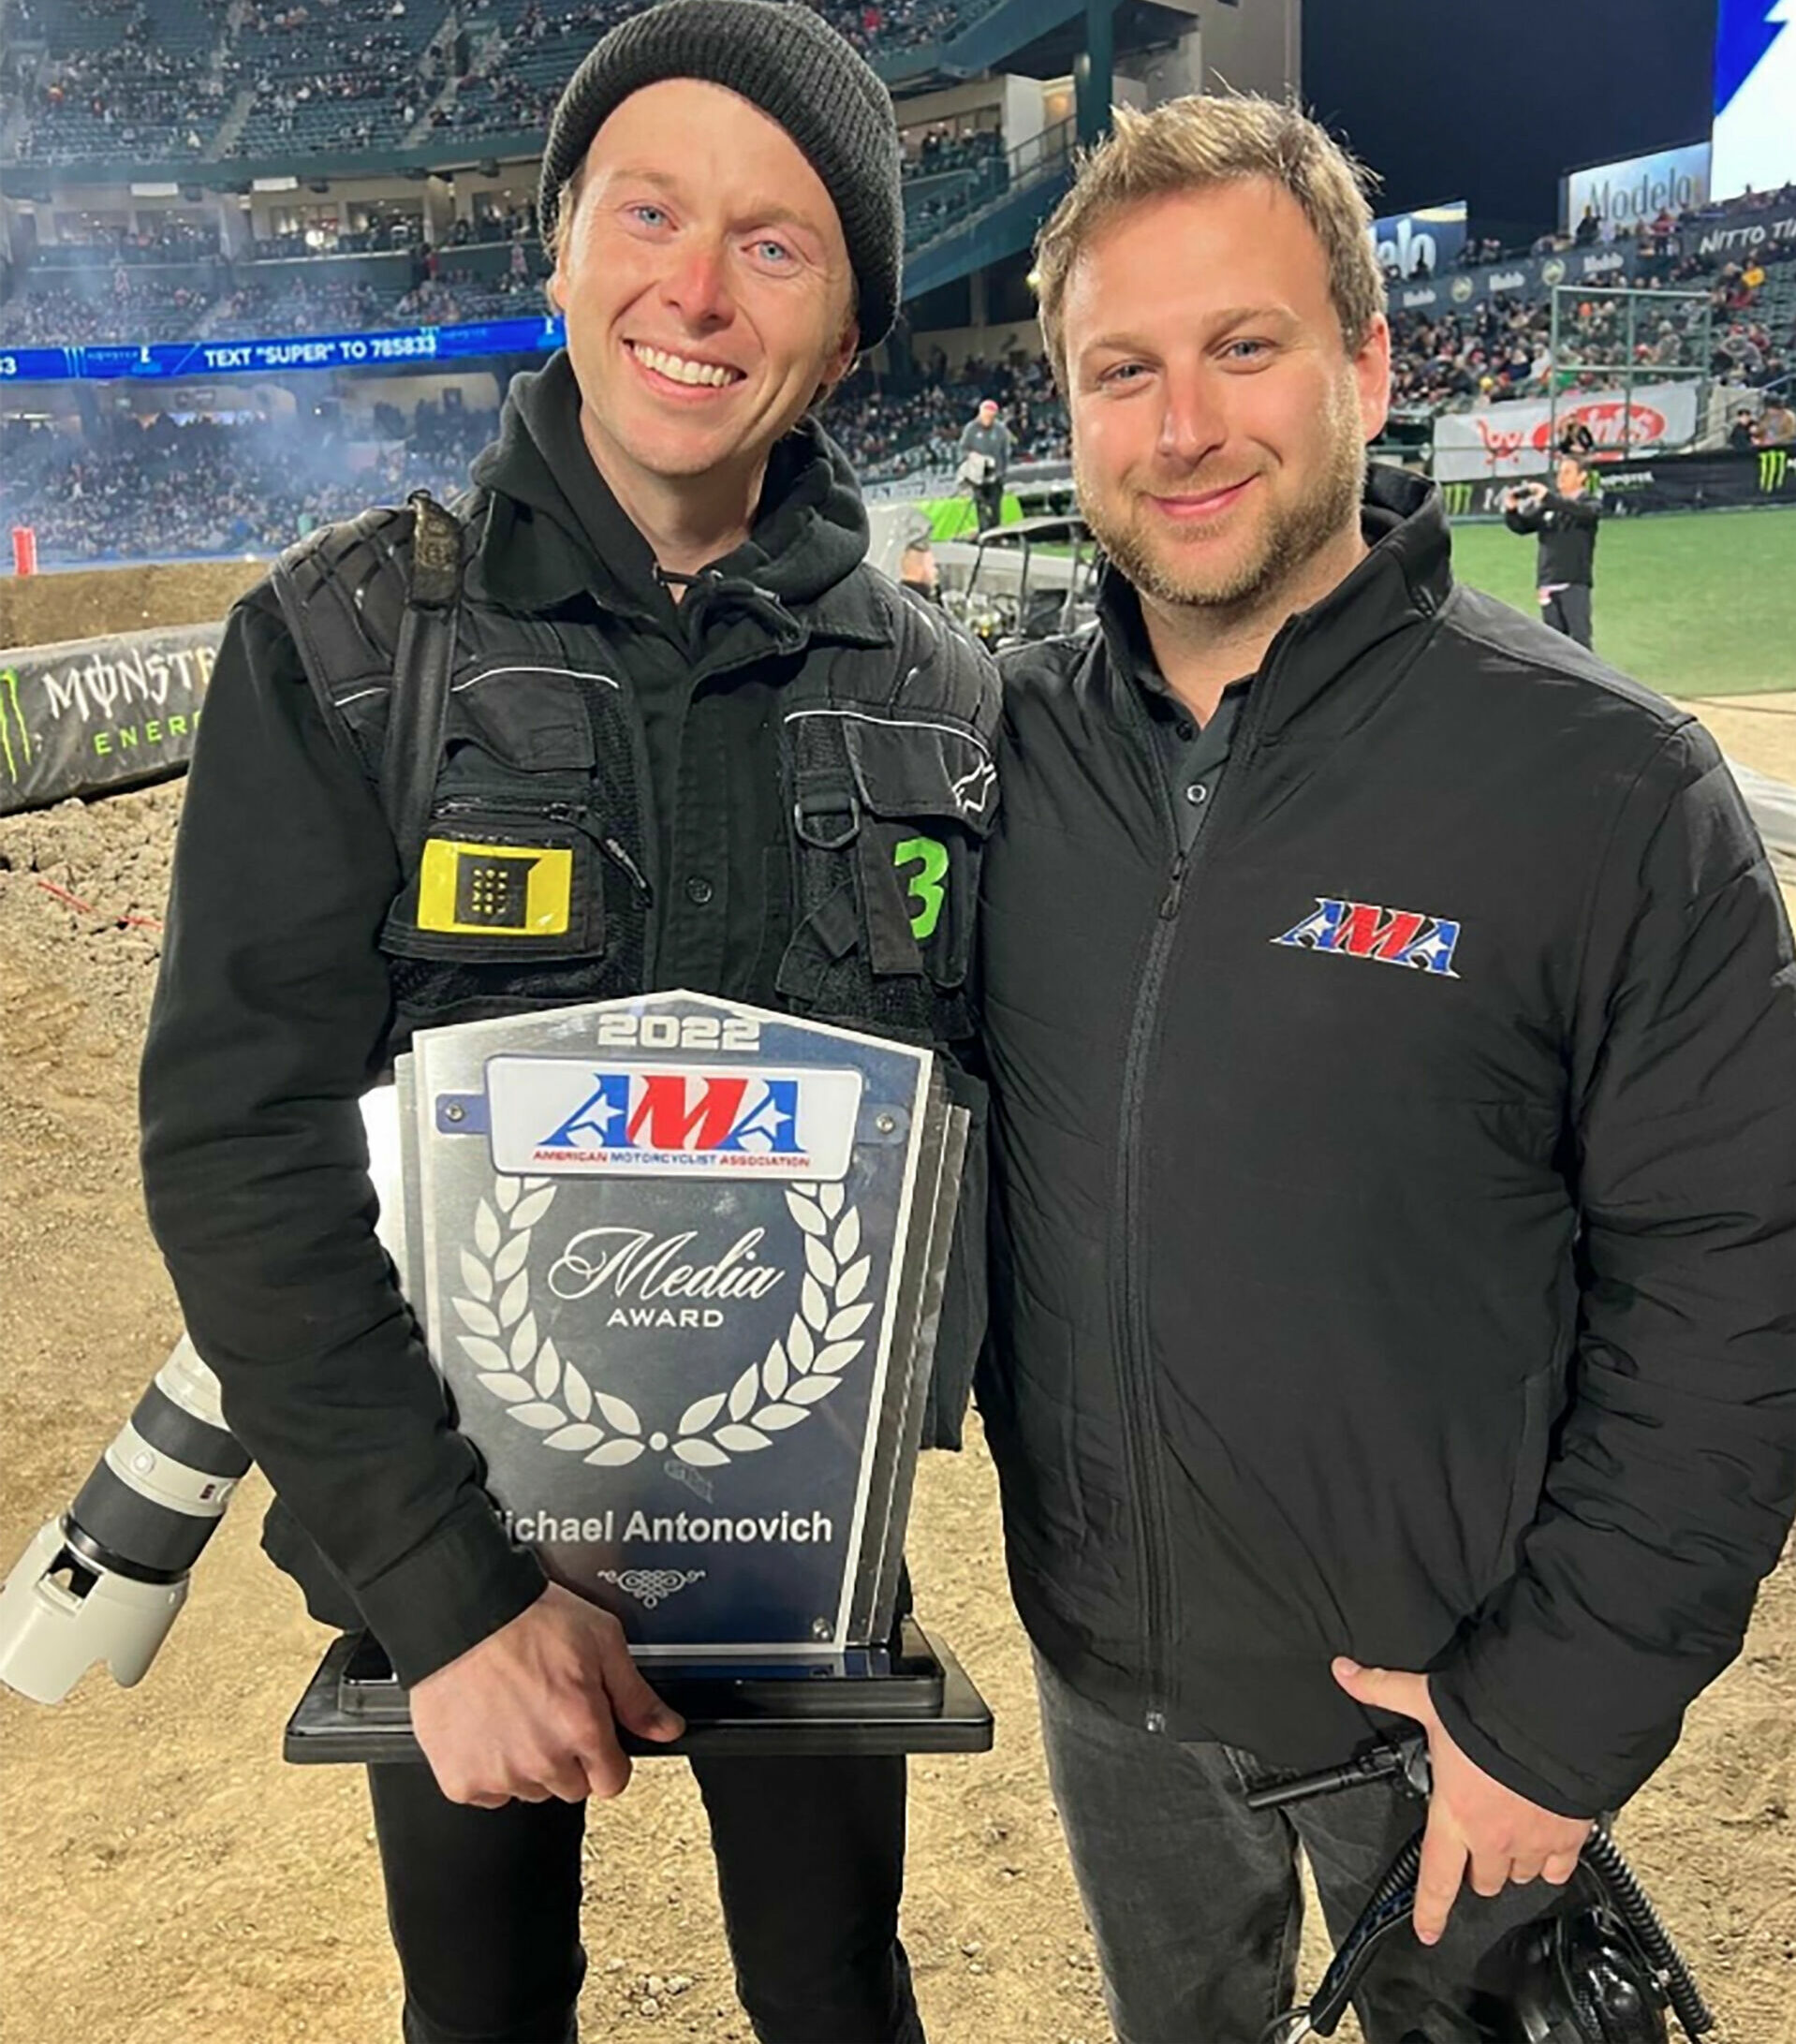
<box><xmin>284</xmin><ymin>1618</ymin><xmax>994</xmax><ymax>1763</ymax></box>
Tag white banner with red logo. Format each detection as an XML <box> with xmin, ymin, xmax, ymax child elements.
<box><xmin>1431</xmin><ymin>382</ymin><xmax>1701</xmax><ymax>481</ymax></box>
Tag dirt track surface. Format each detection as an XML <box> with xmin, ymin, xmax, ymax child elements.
<box><xmin>0</xmin><ymin>560</ymin><xmax>264</xmax><ymax>654</ymax></box>
<box><xmin>2</xmin><ymin>687</ymin><xmax>1793</xmax><ymax>2044</ymax></box>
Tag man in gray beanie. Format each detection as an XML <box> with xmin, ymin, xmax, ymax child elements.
<box><xmin>139</xmin><ymin>4</ymin><xmax>998</xmax><ymax>2041</ymax></box>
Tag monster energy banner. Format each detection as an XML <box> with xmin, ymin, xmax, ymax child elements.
<box><xmin>0</xmin><ymin>622</ymin><xmax>222</xmax><ymax>817</ymax></box>
<box><xmin>1435</xmin><ymin>446</ymin><xmax>1796</xmax><ymax>518</ymax></box>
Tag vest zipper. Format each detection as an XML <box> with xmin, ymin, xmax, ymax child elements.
<box><xmin>432</xmin><ymin>796</ymin><xmax>653</xmax><ymax>904</ymax></box>
<box><xmin>597</xmin><ymin>833</ymin><xmax>653</xmax><ymax>904</ymax></box>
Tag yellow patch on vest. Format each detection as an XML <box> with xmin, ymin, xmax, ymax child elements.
<box><xmin>417</xmin><ymin>838</ymin><xmax>573</xmax><ymax>936</ymax></box>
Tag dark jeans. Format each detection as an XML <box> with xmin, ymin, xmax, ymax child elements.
<box><xmin>368</xmin><ymin>1753</ymin><xmax>923</xmax><ymax>2044</ymax></box>
<box><xmin>1539</xmin><ymin>584</ymin><xmax>1593</xmax><ymax>648</ymax></box>
<box><xmin>1035</xmin><ymin>1654</ymin><xmax>1557</xmax><ymax>2044</ymax></box>
<box><xmin>971</xmin><ymin>481</ymin><xmax>1004</xmax><ymax>533</ymax></box>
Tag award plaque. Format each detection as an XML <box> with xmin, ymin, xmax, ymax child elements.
<box><xmin>285</xmin><ymin>992</ymin><xmax>993</xmax><ymax>1760</ymax></box>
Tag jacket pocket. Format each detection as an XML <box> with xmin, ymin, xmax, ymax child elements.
<box><xmin>838</xmin><ymin>711</ymin><xmax>997</xmax><ymax>993</ymax></box>
<box><xmin>381</xmin><ymin>800</ymin><xmax>607</xmax><ymax>965</ymax></box>
<box><xmin>376</xmin><ymin>689</ymin><xmax>615</xmax><ymax>966</ymax></box>
<box><xmin>1481</xmin><ymin>1357</ymin><xmax>1567</xmax><ymax>1596</ymax></box>
<box><xmin>920</xmin><ymin>1061</ymin><xmax>990</xmax><ymax>1451</ymax></box>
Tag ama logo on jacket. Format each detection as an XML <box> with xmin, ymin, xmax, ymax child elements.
<box><xmin>1273</xmin><ymin>898</ymin><xmax>1462</xmax><ymax>977</ymax></box>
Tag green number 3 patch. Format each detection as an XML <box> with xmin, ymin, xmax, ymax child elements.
<box><xmin>893</xmin><ymin>835</ymin><xmax>950</xmax><ymax>942</ymax></box>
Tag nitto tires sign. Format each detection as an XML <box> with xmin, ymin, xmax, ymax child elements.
<box><xmin>0</xmin><ymin>622</ymin><xmax>223</xmax><ymax>817</ymax></box>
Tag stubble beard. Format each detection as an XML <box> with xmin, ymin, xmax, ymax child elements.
<box><xmin>1077</xmin><ymin>388</ymin><xmax>1368</xmax><ymax>627</ymax></box>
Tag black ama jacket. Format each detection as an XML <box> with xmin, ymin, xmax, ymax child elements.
<box><xmin>978</xmin><ymin>466</ymin><xmax>1796</xmax><ymax>1817</ymax></box>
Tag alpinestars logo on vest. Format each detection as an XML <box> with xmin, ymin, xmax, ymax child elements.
<box><xmin>1273</xmin><ymin>898</ymin><xmax>1462</xmax><ymax>977</ymax></box>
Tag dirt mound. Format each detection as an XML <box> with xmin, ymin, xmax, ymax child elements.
<box><xmin>0</xmin><ymin>561</ymin><xmax>264</xmax><ymax>654</ymax></box>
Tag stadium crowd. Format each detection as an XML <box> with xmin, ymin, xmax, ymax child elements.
<box><xmin>0</xmin><ymin>250</ymin><xmax>553</xmax><ymax>344</ymax></box>
<box><xmin>3</xmin><ymin>0</ymin><xmax>995</xmax><ymax>161</ymax></box>
<box><xmin>6</xmin><ymin>270</ymin><xmax>1790</xmax><ymax>561</ymax></box>
<box><xmin>830</xmin><ymin>346</ymin><xmax>1065</xmax><ymax>484</ymax></box>
<box><xmin>0</xmin><ymin>397</ymin><xmax>497</xmax><ymax>563</ymax></box>
<box><xmin>1387</xmin><ymin>238</ymin><xmax>1794</xmax><ymax>414</ymax></box>
<box><xmin>3</xmin><ymin>0</ymin><xmax>1792</xmax><ymax>566</ymax></box>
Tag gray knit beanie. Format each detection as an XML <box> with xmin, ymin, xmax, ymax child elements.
<box><xmin>539</xmin><ymin>0</ymin><xmax>904</xmax><ymax>345</ymax></box>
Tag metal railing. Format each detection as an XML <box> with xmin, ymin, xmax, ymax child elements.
<box><xmin>906</xmin><ymin>117</ymin><xmax>1076</xmax><ymax>255</ymax></box>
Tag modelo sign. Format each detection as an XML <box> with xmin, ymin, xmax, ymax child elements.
<box><xmin>1563</xmin><ymin>140</ymin><xmax>1711</xmax><ymax>231</ymax></box>
<box><xmin>1371</xmin><ymin>199</ymin><xmax>1467</xmax><ymax>278</ymax></box>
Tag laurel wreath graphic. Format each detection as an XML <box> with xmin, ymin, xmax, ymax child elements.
<box><xmin>449</xmin><ymin>1177</ymin><xmax>874</xmax><ymax>1468</ymax></box>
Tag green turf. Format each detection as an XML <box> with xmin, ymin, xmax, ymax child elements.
<box><xmin>918</xmin><ymin>492</ymin><xmax>1025</xmax><ymax>541</ymax></box>
<box><xmin>1449</xmin><ymin>506</ymin><xmax>1796</xmax><ymax>698</ymax></box>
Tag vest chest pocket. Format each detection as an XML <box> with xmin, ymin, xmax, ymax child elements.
<box><xmin>382</xmin><ymin>804</ymin><xmax>605</xmax><ymax>964</ymax></box>
<box><xmin>836</xmin><ymin>710</ymin><xmax>997</xmax><ymax>993</ymax></box>
<box><xmin>375</xmin><ymin>675</ymin><xmax>614</xmax><ymax>967</ymax></box>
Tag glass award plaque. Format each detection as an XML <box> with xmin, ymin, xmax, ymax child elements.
<box><xmin>285</xmin><ymin>992</ymin><xmax>992</xmax><ymax>1759</ymax></box>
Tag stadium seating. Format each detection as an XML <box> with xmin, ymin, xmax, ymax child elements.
<box><xmin>227</xmin><ymin>0</ymin><xmax>452</xmax><ymax>157</ymax></box>
<box><xmin>0</xmin><ymin>257</ymin><xmax>552</xmax><ymax>346</ymax></box>
<box><xmin>0</xmin><ymin>0</ymin><xmax>1011</xmax><ymax>161</ymax></box>
<box><xmin>2</xmin><ymin>0</ymin><xmax>1791</xmax><ymax>562</ymax></box>
<box><xmin>0</xmin><ymin>399</ymin><xmax>497</xmax><ymax>563</ymax></box>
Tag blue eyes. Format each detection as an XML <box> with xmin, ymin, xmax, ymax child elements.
<box><xmin>624</xmin><ymin>207</ymin><xmax>795</xmax><ymax>268</ymax></box>
<box><xmin>1101</xmin><ymin>340</ymin><xmax>1273</xmax><ymax>383</ymax></box>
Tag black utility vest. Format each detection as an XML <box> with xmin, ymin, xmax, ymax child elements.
<box><xmin>268</xmin><ymin>489</ymin><xmax>999</xmax><ymax>1447</ymax></box>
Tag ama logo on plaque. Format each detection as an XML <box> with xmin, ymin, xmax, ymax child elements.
<box><xmin>487</xmin><ymin>1057</ymin><xmax>864</xmax><ymax>1181</ymax></box>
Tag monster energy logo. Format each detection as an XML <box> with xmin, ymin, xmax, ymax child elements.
<box><xmin>1439</xmin><ymin>481</ymin><xmax>1474</xmax><ymax>516</ymax></box>
<box><xmin>1759</xmin><ymin>448</ymin><xmax>1790</xmax><ymax>493</ymax></box>
<box><xmin>0</xmin><ymin>668</ymin><xmax>33</xmax><ymax>787</ymax></box>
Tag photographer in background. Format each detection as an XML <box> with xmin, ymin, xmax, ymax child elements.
<box><xmin>1503</xmin><ymin>453</ymin><xmax>1602</xmax><ymax>648</ymax></box>
<box><xmin>956</xmin><ymin>395</ymin><xmax>1011</xmax><ymax>532</ymax></box>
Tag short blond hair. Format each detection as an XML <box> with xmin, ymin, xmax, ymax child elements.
<box><xmin>545</xmin><ymin>163</ymin><xmax>585</xmax><ymax>266</ymax></box>
<box><xmin>1034</xmin><ymin>94</ymin><xmax>1384</xmax><ymax>387</ymax></box>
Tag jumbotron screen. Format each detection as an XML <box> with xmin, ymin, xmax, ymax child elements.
<box><xmin>1712</xmin><ymin>0</ymin><xmax>1796</xmax><ymax>199</ymax></box>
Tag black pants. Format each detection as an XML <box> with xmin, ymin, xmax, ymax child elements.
<box><xmin>1037</xmin><ymin>1655</ymin><xmax>1564</xmax><ymax>2042</ymax></box>
<box><xmin>971</xmin><ymin>480</ymin><xmax>1003</xmax><ymax>534</ymax></box>
<box><xmin>368</xmin><ymin>1754</ymin><xmax>922</xmax><ymax>2044</ymax></box>
<box><xmin>1539</xmin><ymin>584</ymin><xmax>1593</xmax><ymax>648</ymax></box>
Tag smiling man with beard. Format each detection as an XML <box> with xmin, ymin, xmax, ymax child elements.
<box><xmin>975</xmin><ymin>94</ymin><xmax>1796</xmax><ymax>2042</ymax></box>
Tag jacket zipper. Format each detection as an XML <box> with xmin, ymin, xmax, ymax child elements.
<box><xmin>1114</xmin><ymin>839</ymin><xmax>1185</xmax><ymax>1733</ymax></box>
<box><xmin>432</xmin><ymin>795</ymin><xmax>653</xmax><ymax>904</ymax></box>
<box><xmin>1111</xmin><ymin>632</ymin><xmax>1292</xmax><ymax>1737</ymax></box>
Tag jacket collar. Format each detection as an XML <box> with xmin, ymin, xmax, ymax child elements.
<box><xmin>1096</xmin><ymin>464</ymin><xmax>1453</xmax><ymax>737</ymax></box>
<box><xmin>463</xmin><ymin>349</ymin><xmax>891</xmax><ymax>649</ymax></box>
